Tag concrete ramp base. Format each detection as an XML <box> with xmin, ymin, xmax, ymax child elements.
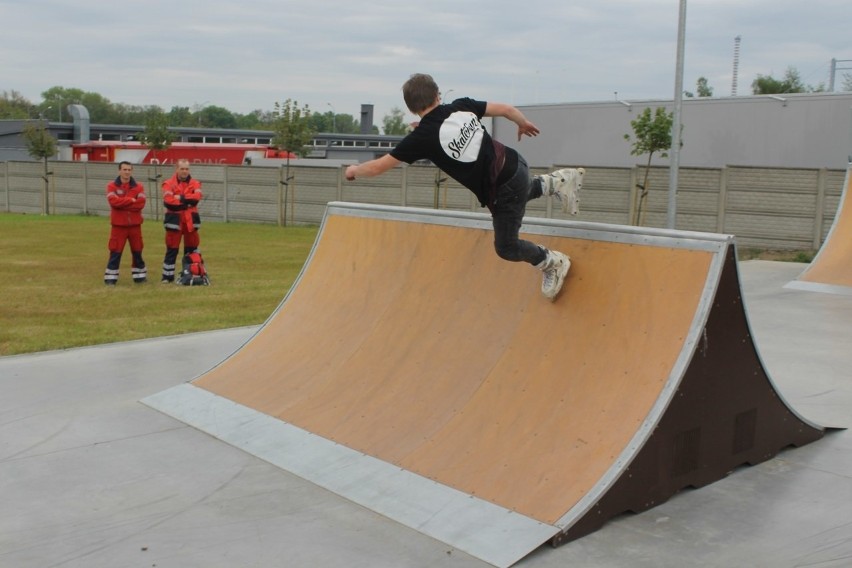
<box><xmin>144</xmin><ymin>202</ymin><xmax>824</xmax><ymax>567</ymax></box>
<box><xmin>143</xmin><ymin>384</ymin><xmax>558</xmax><ymax>568</ymax></box>
<box><xmin>786</xmin><ymin>163</ymin><xmax>852</xmax><ymax>294</ymax></box>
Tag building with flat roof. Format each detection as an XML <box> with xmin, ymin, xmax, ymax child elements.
<box><xmin>491</xmin><ymin>92</ymin><xmax>852</xmax><ymax>170</ymax></box>
<box><xmin>3</xmin><ymin>93</ymin><xmax>851</xmax><ymax>168</ymax></box>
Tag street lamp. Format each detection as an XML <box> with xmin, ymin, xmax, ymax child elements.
<box><xmin>326</xmin><ymin>102</ymin><xmax>336</xmax><ymax>133</ymax></box>
<box><xmin>668</xmin><ymin>0</ymin><xmax>687</xmax><ymax>230</ymax></box>
<box><xmin>194</xmin><ymin>100</ymin><xmax>210</xmax><ymax>126</ymax></box>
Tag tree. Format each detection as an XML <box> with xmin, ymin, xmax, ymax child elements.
<box><xmin>307</xmin><ymin>111</ymin><xmax>361</xmax><ymax>134</ymax></box>
<box><xmin>0</xmin><ymin>90</ymin><xmax>35</xmax><ymax>119</ymax></box>
<box><xmin>271</xmin><ymin>99</ymin><xmax>315</xmax><ymax>157</ymax></box>
<box><xmin>696</xmin><ymin>77</ymin><xmax>713</xmax><ymax>97</ymax></box>
<box><xmin>39</xmin><ymin>86</ymin><xmax>113</xmax><ymax>122</ymax></box>
<box><xmin>235</xmin><ymin>109</ymin><xmax>273</xmax><ymax>129</ymax></box>
<box><xmin>842</xmin><ymin>73</ymin><xmax>852</xmax><ymax>92</ymax></box>
<box><xmin>139</xmin><ymin>112</ymin><xmax>176</xmax><ymax>220</ymax></box>
<box><xmin>110</xmin><ymin>103</ymin><xmax>165</xmax><ymax>125</ymax></box>
<box><xmin>139</xmin><ymin>112</ymin><xmax>175</xmax><ymax>158</ymax></box>
<box><xmin>751</xmin><ymin>66</ymin><xmax>825</xmax><ymax>95</ymax></box>
<box><xmin>382</xmin><ymin>107</ymin><xmax>409</xmax><ymax>135</ymax></box>
<box><xmin>271</xmin><ymin>99</ymin><xmax>316</xmax><ymax>226</ymax></box>
<box><xmin>194</xmin><ymin>105</ymin><xmax>237</xmax><ymax>128</ymax></box>
<box><xmin>308</xmin><ymin>111</ymin><xmax>334</xmax><ymax>133</ymax></box>
<box><xmin>8</xmin><ymin>85</ymin><xmax>371</xmax><ymax>133</ymax></box>
<box><xmin>624</xmin><ymin>107</ymin><xmax>674</xmax><ymax>226</ymax></box>
<box><xmin>334</xmin><ymin>113</ymin><xmax>360</xmax><ymax>133</ymax></box>
<box><xmin>22</xmin><ymin>121</ymin><xmax>57</xmax><ymax>214</ymax></box>
<box><xmin>167</xmin><ymin>105</ymin><xmax>193</xmax><ymax>126</ymax></box>
<box><xmin>684</xmin><ymin>77</ymin><xmax>714</xmax><ymax>99</ymax></box>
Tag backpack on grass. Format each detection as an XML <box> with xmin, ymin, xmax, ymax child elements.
<box><xmin>178</xmin><ymin>251</ymin><xmax>210</xmax><ymax>286</ymax></box>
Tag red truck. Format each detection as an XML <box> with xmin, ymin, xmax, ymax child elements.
<box><xmin>71</xmin><ymin>141</ymin><xmax>295</xmax><ymax>165</ymax></box>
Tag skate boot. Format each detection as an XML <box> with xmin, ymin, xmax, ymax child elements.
<box><xmin>536</xmin><ymin>249</ymin><xmax>571</xmax><ymax>301</ymax></box>
<box><xmin>539</xmin><ymin>168</ymin><xmax>585</xmax><ymax>215</ymax></box>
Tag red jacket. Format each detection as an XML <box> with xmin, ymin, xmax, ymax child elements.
<box><xmin>106</xmin><ymin>176</ymin><xmax>146</xmax><ymax>226</ymax></box>
<box><xmin>162</xmin><ymin>174</ymin><xmax>203</xmax><ymax>232</ymax></box>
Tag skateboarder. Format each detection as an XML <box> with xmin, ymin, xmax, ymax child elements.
<box><xmin>345</xmin><ymin>73</ymin><xmax>584</xmax><ymax>300</ymax></box>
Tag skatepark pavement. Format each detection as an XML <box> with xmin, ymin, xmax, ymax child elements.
<box><xmin>2</xmin><ymin>237</ymin><xmax>852</xmax><ymax>565</ymax></box>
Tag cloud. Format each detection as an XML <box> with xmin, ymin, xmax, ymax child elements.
<box><xmin>1</xmin><ymin>0</ymin><xmax>849</xmax><ymax>124</ymax></box>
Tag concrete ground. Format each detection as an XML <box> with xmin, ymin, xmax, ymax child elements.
<box><xmin>1</xmin><ymin>260</ymin><xmax>850</xmax><ymax>568</ymax></box>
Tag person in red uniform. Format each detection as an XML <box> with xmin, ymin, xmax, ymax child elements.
<box><xmin>104</xmin><ymin>161</ymin><xmax>147</xmax><ymax>285</ymax></box>
<box><xmin>160</xmin><ymin>159</ymin><xmax>203</xmax><ymax>283</ymax></box>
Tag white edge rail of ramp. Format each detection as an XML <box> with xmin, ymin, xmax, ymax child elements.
<box><xmin>783</xmin><ymin>280</ymin><xmax>852</xmax><ymax>296</ymax></box>
<box><xmin>141</xmin><ymin>383</ymin><xmax>559</xmax><ymax>568</ymax></box>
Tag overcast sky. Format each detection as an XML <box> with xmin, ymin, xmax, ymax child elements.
<box><xmin>2</xmin><ymin>0</ymin><xmax>850</xmax><ymax>126</ymax></box>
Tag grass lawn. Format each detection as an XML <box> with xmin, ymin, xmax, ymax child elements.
<box><xmin>0</xmin><ymin>212</ymin><xmax>816</xmax><ymax>357</ymax></box>
<box><xmin>0</xmin><ymin>213</ymin><xmax>318</xmax><ymax>355</ymax></box>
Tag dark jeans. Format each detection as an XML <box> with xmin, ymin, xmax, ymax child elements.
<box><xmin>491</xmin><ymin>154</ymin><xmax>547</xmax><ymax>265</ymax></box>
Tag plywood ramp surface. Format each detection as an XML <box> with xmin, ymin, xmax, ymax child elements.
<box><xmin>144</xmin><ymin>203</ymin><xmax>824</xmax><ymax>567</ymax></box>
<box><xmin>788</xmin><ymin>164</ymin><xmax>852</xmax><ymax>294</ymax></box>
<box><xmin>196</xmin><ymin>213</ymin><xmax>707</xmax><ymax>522</ymax></box>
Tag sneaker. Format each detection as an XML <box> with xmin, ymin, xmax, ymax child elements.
<box><xmin>540</xmin><ymin>168</ymin><xmax>585</xmax><ymax>215</ymax></box>
<box><xmin>536</xmin><ymin>250</ymin><xmax>571</xmax><ymax>300</ymax></box>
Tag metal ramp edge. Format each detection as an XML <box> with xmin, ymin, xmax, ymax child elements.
<box><xmin>142</xmin><ymin>384</ymin><xmax>557</xmax><ymax>568</ymax></box>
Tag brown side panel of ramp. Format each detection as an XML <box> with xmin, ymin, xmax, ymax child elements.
<box><xmin>554</xmin><ymin>245</ymin><xmax>824</xmax><ymax>544</ymax></box>
<box><xmin>795</xmin><ymin>165</ymin><xmax>852</xmax><ymax>288</ymax></box>
<box><xmin>195</xmin><ymin>213</ymin><xmax>713</xmax><ymax>524</ymax></box>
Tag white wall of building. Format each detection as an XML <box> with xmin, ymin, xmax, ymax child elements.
<box><xmin>492</xmin><ymin>93</ymin><xmax>852</xmax><ymax>170</ymax></box>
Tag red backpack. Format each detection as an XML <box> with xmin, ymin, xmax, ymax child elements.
<box><xmin>178</xmin><ymin>251</ymin><xmax>210</xmax><ymax>286</ymax></box>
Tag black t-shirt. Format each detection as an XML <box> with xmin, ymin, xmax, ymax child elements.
<box><xmin>391</xmin><ymin>97</ymin><xmax>504</xmax><ymax>207</ymax></box>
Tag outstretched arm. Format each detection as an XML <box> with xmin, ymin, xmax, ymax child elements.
<box><xmin>484</xmin><ymin>102</ymin><xmax>540</xmax><ymax>141</ymax></box>
<box><xmin>345</xmin><ymin>154</ymin><xmax>402</xmax><ymax>181</ymax></box>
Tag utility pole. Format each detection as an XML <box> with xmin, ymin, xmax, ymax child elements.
<box><xmin>327</xmin><ymin>102</ymin><xmax>336</xmax><ymax>133</ymax></box>
<box><xmin>731</xmin><ymin>36</ymin><xmax>741</xmax><ymax>96</ymax></box>
<box><xmin>668</xmin><ymin>0</ymin><xmax>687</xmax><ymax>230</ymax></box>
<box><xmin>829</xmin><ymin>58</ymin><xmax>852</xmax><ymax>92</ymax></box>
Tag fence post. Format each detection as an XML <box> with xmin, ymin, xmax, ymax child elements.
<box><xmin>290</xmin><ymin>176</ymin><xmax>296</xmax><ymax>225</ymax></box>
<box><xmin>813</xmin><ymin>168</ymin><xmax>827</xmax><ymax>249</ymax></box>
<box><xmin>3</xmin><ymin>161</ymin><xmax>9</xmax><ymax>213</ymax></box>
<box><xmin>402</xmin><ymin>165</ymin><xmax>409</xmax><ymax>207</ymax></box>
<box><xmin>627</xmin><ymin>166</ymin><xmax>638</xmax><ymax>225</ymax></box>
<box><xmin>82</xmin><ymin>162</ymin><xmax>88</xmax><ymax>214</ymax></box>
<box><xmin>222</xmin><ymin>165</ymin><xmax>229</xmax><ymax>223</ymax></box>
<box><xmin>716</xmin><ymin>166</ymin><xmax>728</xmax><ymax>233</ymax></box>
<box><xmin>278</xmin><ymin>165</ymin><xmax>285</xmax><ymax>227</ymax></box>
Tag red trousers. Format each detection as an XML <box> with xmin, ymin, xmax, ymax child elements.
<box><xmin>164</xmin><ymin>227</ymin><xmax>200</xmax><ymax>250</ymax></box>
<box><xmin>105</xmin><ymin>225</ymin><xmax>146</xmax><ymax>283</ymax></box>
<box><xmin>108</xmin><ymin>225</ymin><xmax>144</xmax><ymax>253</ymax></box>
<box><xmin>161</xmin><ymin>226</ymin><xmax>201</xmax><ymax>281</ymax></box>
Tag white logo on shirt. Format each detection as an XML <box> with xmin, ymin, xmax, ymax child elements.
<box><xmin>439</xmin><ymin>111</ymin><xmax>484</xmax><ymax>163</ymax></box>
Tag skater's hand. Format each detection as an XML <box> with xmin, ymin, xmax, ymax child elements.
<box><xmin>517</xmin><ymin>119</ymin><xmax>540</xmax><ymax>140</ymax></box>
<box><xmin>345</xmin><ymin>165</ymin><xmax>358</xmax><ymax>181</ymax></box>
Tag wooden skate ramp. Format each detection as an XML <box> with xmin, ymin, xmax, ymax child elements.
<box><xmin>787</xmin><ymin>164</ymin><xmax>852</xmax><ymax>294</ymax></box>
<box><xmin>144</xmin><ymin>202</ymin><xmax>824</xmax><ymax>568</ymax></box>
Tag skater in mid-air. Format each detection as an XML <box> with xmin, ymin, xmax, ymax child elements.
<box><xmin>345</xmin><ymin>73</ymin><xmax>584</xmax><ymax>300</ymax></box>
